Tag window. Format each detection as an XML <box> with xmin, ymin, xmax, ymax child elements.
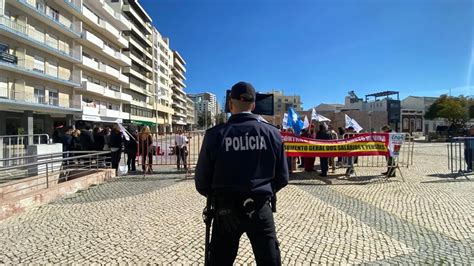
<box><xmin>36</xmin><ymin>0</ymin><xmax>45</xmax><ymax>12</ymax></box>
<box><xmin>0</xmin><ymin>77</ymin><xmax>8</xmax><ymax>98</ymax></box>
<box><xmin>48</xmin><ymin>89</ymin><xmax>58</xmax><ymax>106</ymax></box>
<box><xmin>403</xmin><ymin>118</ymin><xmax>409</xmax><ymax>130</ymax></box>
<box><xmin>0</xmin><ymin>0</ymin><xmax>4</xmax><ymax>16</ymax></box>
<box><xmin>34</xmin><ymin>86</ymin><xmax>45</xmax><ymax>104</ymax></box>
<box><xmin>33</xmin><ymin>56</ymin><xmax>45</xmax><ymax>73</ymax></box>
<box><xmin>416</xmin><ymin>118</ymin><xmax>422</xmax><ymax>131</ymax></box>
<box><xmin>46</xmin><ymin>6</ymin><xmax>59</xmax><ymax>22</ymax></box>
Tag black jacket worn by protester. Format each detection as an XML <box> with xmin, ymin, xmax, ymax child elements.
<box><xmin>195</xmin><ymin>113</ymin><xmax>289</xmax><ymax>197</ymax></box>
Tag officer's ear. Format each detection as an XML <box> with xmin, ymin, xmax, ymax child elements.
<box><xmin>251</xmin><ymin>102</ymin><xmax>256</xmax><ymax>111</ymax></box>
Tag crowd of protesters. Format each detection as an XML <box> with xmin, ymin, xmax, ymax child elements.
<box><xmin>280</xmin><ymin>123</ymin><xmax>397</xmax><ymax>178</ymax></box>
<box><xmin>57</xmin><ymin>124</ymin><xmax>189</xmax><ymax>174</ymax></box>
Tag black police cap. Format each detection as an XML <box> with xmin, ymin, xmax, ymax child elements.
<box><xmin>230</xmin><ymin>81</ymin><xmax>256</xmax><ymax>102</ymax></box>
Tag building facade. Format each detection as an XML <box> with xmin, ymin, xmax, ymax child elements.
<box><xmin>152</xmin><ymin>27</ymin><xmax>173</xmax><ymax>133</ymax></box>
<box><xmin>185</xmin><ymin>95</ymin><xmax>195</xmax><ymax>131</ymax></box>
<box><xmin>171</xmin><ymin>50</ymin><xmax>187</xmax><ymax>132</ymax></box>
<box><xmin>264</xmin><ymin>90</ymin><xmax>303</xmax><ymax>126</ymax></box>
<box><xmin>0</xmin><ymin>0</ymin><xmax>188</xmax><ymax>136</ymax></box>
<box><xmin>401</xmin><ymin>96</ymin><xmax>446</xmax><ymax>135</ymax></box>
<box><xmin>0</xmin><ymin>0</ymin><xmax>133</xmax><ymax>135</ymax></box>
<box><xmin>188</xmin><ymin>92</ymin><xmax>217</xmax><ymax>129</ymax></box>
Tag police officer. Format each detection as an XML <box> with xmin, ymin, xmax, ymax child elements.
<box><xmin>195</xmin><ymin>81</ymin><xmax>289</xmax><ymax>265</ymax></box>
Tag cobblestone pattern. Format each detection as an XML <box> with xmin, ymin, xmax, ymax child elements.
<box><xmin>0</xmin><ymin>143</ymin><xmax>473</xmax><ymax>264</ymax></box>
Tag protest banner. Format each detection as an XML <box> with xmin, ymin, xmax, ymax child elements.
<box><xmin>282</xmin><ymin>132</ymin><xmax>390</xmax><ymax>157</ymax></box>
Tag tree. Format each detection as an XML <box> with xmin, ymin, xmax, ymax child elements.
<box><xmin>197</xmin><ymin>110</ymin><xmax>213</xmax><ymax>129</ymax></box>
<box><xmin>425</xmin><ymin>94</ymin><xmax>473</xmax><ymax>129</ymax></box>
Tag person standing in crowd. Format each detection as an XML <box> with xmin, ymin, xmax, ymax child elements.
<box><xmin>345</xmin><ymin>126</ymin><xmax>356</xmax><ymax>177</ymax></box>
<box><xmin>109</xmin><ymin>124</ymin><xmax>123</xmax><ymax>170</ymax></box>
<box><xmin>316</xmin><ymin>124</ymin><xmax>331</xmax><ymax>177</ymax></box>
<box><xmin>465</xmin><ymin>126</ymin><xmax>474</xmax><ymax>172</ymax></box>
<box><xmin>125</xmin><ymin>129</ymin><xmax>138</xmax><ymax>173</ymax></box>
<box><xmin>62</xmin><ymin>126</ymin><xmax>74</xmax><ymax>165</ymax></box>
<box><xmin>80</xmin><ymin>125</ymin><xmax>95</xmax><ymax>151</ymax></box>
<box><xmin>195</xmin><ymin>81</ymin><xmax>289</xmax><ymax>265</ymax></box>
<box><xmin>381</xmin><ymin>125</ymin><xmax>395</xmax><ymax>177</ymax></box>
<box><xmin>139</xmin><ymin>126</ymin><xmax>153</xmax><ymax>173</ymax></box>
<box><xmin>328</xmin><ymin>125</ymin><xmax>338</xmax><ymax>173</ymax></box>
<box><xmin>93</xmin><ymin>127</ymin><xmax>105</xmax><ymax>152</ymax></box>
<box><xmin>175</xmin><ymin>129</ymin><xmax>188</xmax><ymax>170</ymax></box>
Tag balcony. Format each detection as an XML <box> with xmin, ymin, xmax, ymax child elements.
<box><xmin>120</xmin><ymin>92</ymin><xmax>132</xmax><ymax>102</ymax></box>
<box><xmin>127</xmin><ymin>36</ymin><xmax>153</xmax><ymax>60</ymax></box>
<box><xmin>82</xmin><ymin>104</ymin><xmax>99</xmax><ymax>116</ymax></box>
<box><xmin>0</xmin><ymin>16</ymin><xmax>80</xmax><ymax>63</ymax></box>
<box><xmin>172</xmin><ymin>76</ymin><xmax>186</xmax><ymax>88</ymax></box>
<box><xmin>0</xmin><ymin>60</ymin><xmax>80</xmax><ymax>87</ymax></box>
<box><xmin>120</xmin><ymin>111</ymin><xmax>130</xmax><ymax>120</ymax></box>
<box><xmin>172</xmin><ymin>117</ymin><xmax>187</xmax><ymax>125</ymax></box>
<box><xmin>123</xmin><ymin>67</ymin><xmax>152</xmax><ymax>85</ymax></box>
<box><xmin>0</xmin><ymin>88</ymin><xmax>81</xmax><ymax>113</ymax></box>
<box><xmin>174</xmin><ymin>57</ymin><xmax>186</xmax><ymax>72</ymax></box>
<box><xmin>99</xmin><ymin>107</ymin><xmax>120</xmax><ymax>118</ymax></box>
<box><xmin>124</xmin><ymin>51</ymin><xmax>152</xmax><ymax>72</ymax></box>
<box><xmin>81</xmin><ymin>30</ymin><xmax>131</xmax><ymax>66</ymax></box>
<box><xmin>13</xmin><ymin>0</ymin><xmax>81</xmax><ymax>38</ymax></box>
<box><xmin>82</xmin><ymin>6</ymin><xmax>128</xmax><ymax>49</ymax></box>
<box><xmin>123</xmin><ymin>4</ymin><xmax>152</xmax><ymax>35</ymax></box>
<box><xmin>172</xmin><ymin>67</ymin><xmax>186</xmax><ymax>80</ymax></box>
<box><xmin>130</xmin><ymin>99</ymin><xmax>148</xmax><ymax>109</ymax></box>
<box><xmin>87</xmin><ymin>0</ymin><xmax>131</xmax><ymax>31</ymax></box>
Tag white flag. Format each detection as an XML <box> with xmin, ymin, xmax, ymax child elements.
<box><xmin>312</xmin><ymin>108</ymin><xmax>331</xmax><ymax>122</ymax></box>
<box><xmin>303</xmin><ymin>116</ymin><xmax>310</xmax><ymax>129</ymax></box>
<box><xmin>282</xmin><ymin>113</ymin><xmax>289</xmax><ymax>129</ymax></box>
<box><xmin>311</xmin><ymin>108</ymin><xmax>318</xmax><ymax>121</ymax></box>
<box><xmin>117</xmin><ymin>123</ymin><xmax>130</xmax><ymax>141</ymax></box>
<box><xmin>344</xmin><ymin>114</ymin><xmax>363</xmax><ymax>132</ymax></box>
<box><xmin>318</xmin><ymin>114</ymin><xmax>331</xmax><ymax>122</ymax></box>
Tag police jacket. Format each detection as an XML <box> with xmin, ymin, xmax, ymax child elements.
<box><xmin>195</xmin><ymin>113</ymin><xmax>289</xmax><ymax>197</ymax></box>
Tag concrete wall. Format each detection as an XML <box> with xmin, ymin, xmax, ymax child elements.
<box><xmin>0</xmin><ymin>169</ymin><xmax>115</xmax><ymax>221</ymax></box>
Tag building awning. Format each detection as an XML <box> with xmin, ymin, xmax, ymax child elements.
<box><xmin>128</xmin><ymin>120</ymin><xmax>156</xmax><ymax>126</ymax></box>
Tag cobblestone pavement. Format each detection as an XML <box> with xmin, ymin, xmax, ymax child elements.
<box><xmin>0</xmin><ymin>143</ymin><xmax>473</xmax><ymax>264</ymax></box>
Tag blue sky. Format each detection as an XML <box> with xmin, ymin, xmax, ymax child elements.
<box><xmin>141</xmin><ymin>0</ymin><xmax>474</xmax><ymax>110</ymax></box>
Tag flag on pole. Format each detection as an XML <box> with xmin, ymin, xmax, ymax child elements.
<box><xmin>282</xmin><ymin>113</ymin><xmax>289</xmax><ymax>129</ymax></box>
<box><xmin>303</xmin><ymin>115</ymin><xmax>310</xmax><ymax>129</ymax></box>
<box><xmin>311</xmin><ymin>108</ymin><xmax>318</xmax><ymax>121</ymax></box>
<box><xmin>344</xmin><ymin>114</ymin><xmax>363</xmax><ymax>132</ymax></box>
<box><xmin>117</xmin><ymin>123</ymin><xmax>131</xmax><ymax>141</ymax></box>
<box><xmin>287</xmin><ymin>107</ymin><xmax>304</xmax><ymax>136</ymax></box>
<box><xmin>311</xmin><ymin>108</ymin><xmax>331</xmax><ymax>122</ymax></box>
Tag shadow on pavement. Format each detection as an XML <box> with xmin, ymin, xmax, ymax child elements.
<box><xmin>52</xmin><ymin>174</ymin><xmax>191</xmax><ymax>205</ymax></box>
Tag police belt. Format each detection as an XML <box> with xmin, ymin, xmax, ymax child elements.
<box><xmin>213</xmin><ymin>192</ymin><xmax>270</xmax><ymax>216</ymax></box>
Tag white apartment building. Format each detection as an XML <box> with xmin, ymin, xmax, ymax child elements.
<box><xmin>185</xmin><ymin>95</ymin><xmax>195</xmax><ymax>131</ymax></box>
<box><xmin>188</xmin><ymin>92</ymin><xmax>217</xmax><ymax>128</ymax></box>
<box><xmin>111</xmin><ymin>0</ymin><xmax>156</xmax><ymax>129</ymax></box>
<box><xmin>171</xmin><ymin>50</ymin><xmax>187</xmax><ymax>132</ymax></box>
<box><xmin>76</xmin><ymin>0</ymin><xmax>132</xmax><ymax>126</ymax></box>
<box><xmin>152</xmin><ymin>27</ymin><xmax>173</xmax><ymax>133</ymax></box>
<box><xmin>0</xmin><ymin>0</ymin><xmax>133</xmax><ymax>135</ymax></box>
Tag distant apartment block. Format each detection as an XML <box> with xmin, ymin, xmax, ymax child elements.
<box><xmin>185</xmin><ymin>95</ymin><xmax>195</xmax><ymax>131</ymax></box>
<box><xmin>188</xmin><ymin>92</ymin><xmax>217</xmax><ymax>128</ymax></box>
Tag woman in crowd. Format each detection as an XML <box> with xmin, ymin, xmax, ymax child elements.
<box><xmin>139</xmin><ymin>126</ymin><xmax>153</xmax><ymax>173</ymax></box>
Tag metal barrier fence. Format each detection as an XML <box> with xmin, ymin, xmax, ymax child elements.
<box><xmin>133</xmin><ymin>131</ymin><xmax>205</xmax><ymax>170</ymax></box>
<box><xmin>0</xmin><ymin>134</ymin><xmax>50</xmax><ymax>166</ymax></box>
<box><xmin>0</xmin><ymin>151</ymin><xmax>111</xmax><ymax>200</ymax></box>
<box><xmin>447</xmin><ymin>137</ymin><xmax>473</xmax><ymax>179</ymax></box>
<box><xmin>342</xmin><ymin>133</ymin><xmax>414</xmax><ymax>168</ymax></box>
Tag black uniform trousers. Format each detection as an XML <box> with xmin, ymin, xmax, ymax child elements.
<box><xmin>320</xmin><ymin>157</ymin><xmax>329</xmax><ymax>175</ymax></box>
<box><xmin>210</xmin><ymin>202</ymin><xmax>281</xmax><ymax>265</ymax></box>
<box><xmin>176</xmin><ymin>146</ymin><xmax>187</xmax><ymax>169</ymax></box>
